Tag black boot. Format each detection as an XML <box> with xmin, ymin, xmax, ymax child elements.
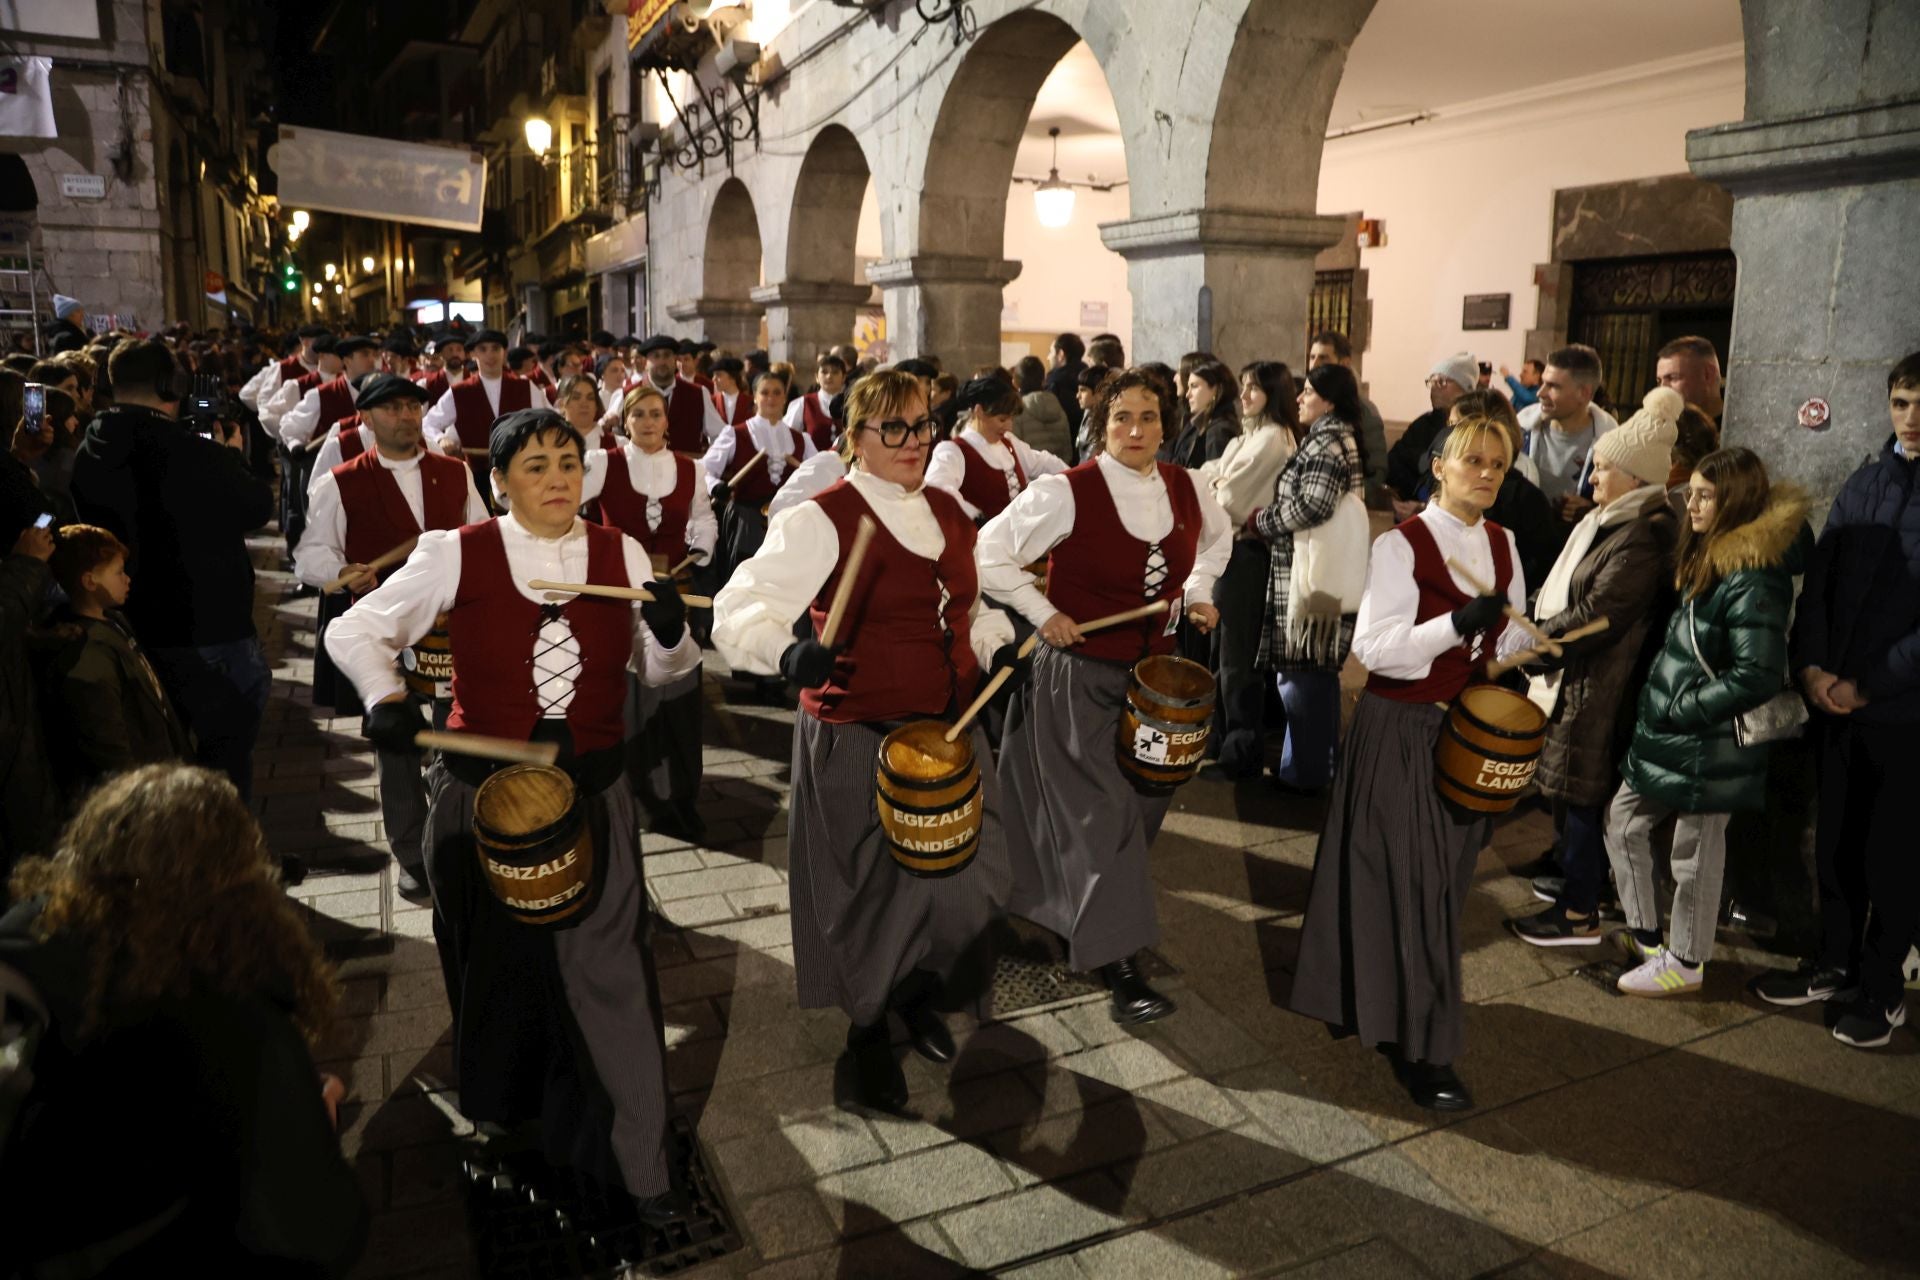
<box><xmin>836</xmin><ymin>1021</ymin><xmax>908</xmax><ymax>1115</ymax></box>
<box><xmin>634</xmin><ymin>1186</ymin><xmax>692</xmax><ymax>1230</ymax></box>
<box><xmin>1100</xmin><ymin>955</ymin><xmax>1177</xmax><ymax>1025</ymax></box>
<box><xmin>1402</xmin><ymin>1060</ymin><xmax>1473</xmax><ymax>1112</ymax></box>
<box><xmin>899</xmin><ymin>1000</ymin><xmax>955</xmax><ymax>1064</ymax></box>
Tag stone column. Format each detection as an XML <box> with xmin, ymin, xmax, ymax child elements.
<box><xmin>750</xmin><ymin>281</ymin><xmax>874</xmax><ymax>365</ymax></box>
<box><xmin>865</xmin><ymin>255</ymin><xmax>1021</xmax><ymax>372</ymax></box>
<box><xmin>1687</xmin><ymin>2</ymin><xmax>1920</xmax><ymax>509</ymax></box>
<box><xmin>664</xmin><ymin>296</ymin><xmax>764</xmax><ymax>351</ymax></box>
<box><xmin>1100</xmin><ymin>210</ymin><xmax>1349</xmax><ymax>371</ymax></box>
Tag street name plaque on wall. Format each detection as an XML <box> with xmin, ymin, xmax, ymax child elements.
<box><xmin>1463</xmin><ymin>293</ymin><xmax>1510</xmax><ymax>331</ymax></box>
<box><xmin>58</xmin><ymin>173</ymin><xmax>106</xmax><ymax>200</ymax></box>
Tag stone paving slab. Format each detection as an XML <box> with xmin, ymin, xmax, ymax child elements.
<box><xmin>239</xmin><ymin>534</ymin><xmax>1920</xmax><ymax>1280</ymax></box>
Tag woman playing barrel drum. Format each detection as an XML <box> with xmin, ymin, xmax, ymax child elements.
<box><xmin>581</xmin><ymin>381</ymin><xmax>719</xmax><ymax>841</ymax></box>
<box><xmin>711</xmin><ymin>369</ymin><xmax>1018</xmax><ymax>1116</ymax></box>
<box><xmin>977</xmin><ymin>368</ymin><xmax>1232</xmax><ymax>1025</ymax></box>
<box><xmin>1288</xmin><ymin>416</ymin><xmax>1532</xmax><ymax>1112</ymax></box>
<box><xmin>325</xmin><ymin>408</ymin><xmax>700</xmax><ymax>1226</ymax></box>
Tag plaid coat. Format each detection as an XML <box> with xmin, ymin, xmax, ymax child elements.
<box><xmin>1250</xmin><ymin>416</ymin><xmax>1364</xmax><ymax>672</ymax></box>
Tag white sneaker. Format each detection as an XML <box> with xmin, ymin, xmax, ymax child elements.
<box><xmin>1617</xmin><ymin>947</ymin><xmax>1703</xmax><ymax>998</ymax></box>
<box><xmin>1612</xmin><ymin>930</ymin><xmax>1660</xmax><ymax>963</ymax></box>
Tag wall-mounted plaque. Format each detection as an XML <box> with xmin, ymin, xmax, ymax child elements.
<box><xmin>1463</xmin><ymin>293</ymin><xmax>1510</xmax><ymax>331</ymax></box>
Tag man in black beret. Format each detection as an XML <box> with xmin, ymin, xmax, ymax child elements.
<box><xmin>421</xmin><ymin>327</ymin><xmax>550</xmax><ymax>455</ymax></box>
<box><xmin>415</xmin><ymin>329</ymin><xmax>467</xmax><ymax>402</ymax></box>
<box><xmin>240</xmin><ymin>321</ymin><xmax>329</xmax><ymax>412</ymax></box>
<box><xmin>324</xmin><ymin>404</ymin><xmax>696</xmax><ymax>1226</ymax></box>
<box><xmin>614</xmin><ymin>335</ymin><xmax>724</xmax><ymax>454</ymax></box>
<box><xmin>278</xmin><ymin>336</ymin><xmax>380</xmax><ymax>454</ymax></box>
<box><xmin>381</xmin><ymin>332</ymin><xmax>420</xmax><ymax>379</ymax></box>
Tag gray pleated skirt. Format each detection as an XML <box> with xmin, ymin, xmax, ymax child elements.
<box><xmin>998</xmin><ymin>645</ymin><xmax>1171</xmax><ymax>971</ymax></box>
<box><xmin>624</xmin><ymin>666</ymin><xmax>704</xmax><ymax>834</ymax></box>
<box><xmin>788</xmin><ymin>714</ymin><xmax>1012</xmax><ymax>1026</ymax></box>
<box><xmin>1287</xmin><ymin>691</ymin><xmax>1490</xmax><ymax>1066</ymax></box>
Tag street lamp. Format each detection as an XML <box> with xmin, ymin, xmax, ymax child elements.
<box><xmin>290</xmin><ymin>210</ymin><xmax>311</xmax><ymax>232</ymax></box>
<box><xmin>324</xmin><ymin>262</ymin><xmax>337</xmax><ymax>281</ymax></box>
<box><xmin>334</xmin><ymin>283</ymin><xmax>344</xmax><ymax>295</ymax></box>
<box><xmin>1033</xmin><ymin>127</ymin><xmax>1075</xmax><ymax>229</ymax></box>
<box><xmin>361</xmin><ymin>255</ymin><xmax>377</xmax><ymax>273</ymax></box>
<box><xmin>524</xmin><ymin>116</ymin><xmax>553</xmax><ymax>159</ymax></box>
<box><xmin>312</xmin><ymin>282</ymin><xmax>322</xmax><ymax>294</ymax></box>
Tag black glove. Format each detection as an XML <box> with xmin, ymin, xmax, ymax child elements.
<box><xmin>640</xmin><ymin>576</ymin><xmax>687</xmax><ymax>648</ymax></box>
<box><xmin>780</xmin><ymin>639</ymin><xmax>841</xmax><ymax>690</ymax></box>
<box><xmin>365</xmin><ymin>699</ymin><xmax>428</xmax><ymax>754</ymax></box>
<box><xmin>989</xmin><ymin>642</ymin><xmax>1029</xmax><ymax>697</ymax></box>
<box><xmin>1450</xmin><ymin>592</ymin><xmax>1507</xmax><ymax>637</ymax></box>
<box><xmin>708</xmin><ymin>480</ymin><xmax>731</xmax><ymax>509</ymax></box>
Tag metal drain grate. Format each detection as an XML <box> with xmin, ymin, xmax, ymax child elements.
<box><xmin>463</xmin><ymin>1116</ymin><xmax>741</xmax><ymax>1278</ymax></box>
<box><xmin>989</xmin><ymin>943</ymin><xmax>1173</xmax><ymax>1018</ymax></box>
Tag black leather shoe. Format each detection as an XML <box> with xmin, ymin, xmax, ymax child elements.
<box><xmin>900</xmin><ymin>1001</ymin><xmax>955</xmax><ymax>1064</ymax></box>
<box><xmin>837</xmin><ymin>1024</ymin><xmax>908</xmax><ymax>1114</ymax></box>
<box><xmin>1403</xmin><ymin>1060</ymin><xmax>1473</xmax><ymax>1112</ymax></box>
<box><xmin>1101</xmin><ymin>956</ymin><xmax>1177</xmax><ymax>1025</ymax></box>
<box><xmin>395</xmin><ymin>865</ymin><xmax>432</xmax><ymax>904</ymax></box>
<box><xmin>635</xmin><ymin>1187</ymin><xmax>692</xmax><ymax>1229</ymax></box>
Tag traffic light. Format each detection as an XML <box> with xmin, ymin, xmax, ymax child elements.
<box><xmin>282</xmin><ymin>261</ymin><xmax>301</xmax><ymax>293</ymax></box>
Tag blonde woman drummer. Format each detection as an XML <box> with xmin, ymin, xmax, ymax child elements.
<box><xmin>571</xmin><ymin>381</ymin><xmax>719</xmax><ymax>843</ymax></box>
<box><xmin>1288</xmin><ymin>417</ymin><xmax>1531</xmax><ymax>1113</ymax></box>
<box><xmin>712</xmin><ymin>369</ymin><xmax>1017</xmax><ymax>1116</ymax></box>
<box><xmin>325</xmin><ymin>408</ymin><xmax>699</xmax><ymax>1227</ymax></box>
<box><xmin>976</xmin><ymin>368</ymin><xmax>1232</xmax><ymax>1025</ymax></box>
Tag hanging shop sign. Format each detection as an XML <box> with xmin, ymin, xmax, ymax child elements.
<box><xmin>269</xmin><ymin>127</ymin><xmax>486</xmax><ymax>233</ymax></box>
<box><xmin>627</xmin><ymin>0</ymin><xmax>678</xmax><ymax>52</ymax></box>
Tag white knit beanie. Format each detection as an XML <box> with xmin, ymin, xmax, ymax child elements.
<box><xmin>1595</xmin><ymin>386</ymin><xmax>1681</xmax><ymax>486</ymax></box>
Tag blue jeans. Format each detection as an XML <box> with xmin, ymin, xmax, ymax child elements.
<box><xmin>1553</xmin><ymin>800</ymin><xmax>1608</xmax><ymax>915</ymax></box>
<box><xmin>1274</xmin><ymin>668</ymin><xmax>1340</xmax><ymax>788</ymax></box>
<box><xmin>148</xmin><ymin>637</ymin><xmax>271</xmax><ymax>800</ymax></box>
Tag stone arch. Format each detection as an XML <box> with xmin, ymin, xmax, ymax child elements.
<box><xmin>755</xmin><ymin>124</ymin><xmax>875</xmax><ymax>363</ymax></box>
<box><xmin>0</xmin><ymin>155</ymin><xmax>37</xmax><ymax>212</ymax></box>
<box><xmin>677</xmin><ymin>176</ymin><xmax>764</xmax><ymax>349</ymax></box>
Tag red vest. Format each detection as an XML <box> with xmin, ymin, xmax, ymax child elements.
<box><xmin>414</xmin><ymin>369</ymin><xmax>451</xmax><ymax>402</ymax></box>
<box><xmin>336</xmin><ymin>420</ymin><xmax>369</xmax><ymax>462</ymax></box>
<box><xmin>292</xmin><ymin>369</ymin><xmax>327</xmax><ymax>397</ymax></box>
<box><xmin>592</xmin><ymin>449</ymin><xmax>698</xmax><ymax>563</ymax></box>
<box><xmin>713</xmin><ymin>389</ymin><xmax>752</xmax><ymax>427</ymax></box>
<box><xmin>663</xmin><ymin>377</ymin><xmax>708</xmax><ymax>454</ymax></box>
<box><xmin>799</xmin><ymin>392</ymin><xmax>838</xmax><ymax>452</ymax></box>
<box><xmin>801</xmin><ymin>482</ymin><xmax>982</xmax><ymax>724</ymax></box>
<box><xmin>728</xmin><ymin>425</ymin><xmax>806</xmax><ymax>506</ymax></box>
<box><xmin>1365</xmin><ymin>516</ymin><xmax>1514</xmax><ymax>705</ymax></box>
<box><xmin>956</xmin><ymin>436</ymin><xmax>1028</xmax><ymax>519</ymax></box>
<box><xmin>331</xmin><ymin>450</ymin><xmax>470</xmax><ymax>592</ymax></box>
<box><xmin>449</xmin><ymin>374</ymin><xmax>534</xmax><ymax>440</ymax></box>
<box><xmin>445</xmin><ymin>520</ymin><xmax>631</xmax><ymax>752</ymax></box>
<box><xmin>276</xmin><ymin>353</ymin><xmax>307</xmax><ymax>380</ymax></box>
<box><xmin>316</xmin><ymin>376</ymin><xmax>356</xmax><ymax>434</ymax></box>
<box><xmin>1045</xmin><ymin>461</ymin><xmax>1202</xmax><ymax>664</ymax></box>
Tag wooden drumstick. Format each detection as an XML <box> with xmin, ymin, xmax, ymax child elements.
<box><xmin>1483</xmin><ymin>618</ymin><xmax>1612</xmax><ymax>678</ymax></box>
<box><xmin>1446</xmin><ymin>556</ymin><xmax>1559</xmax><ymax>655</ymax></box>
<box><xmin>725</xmin><ymin>448</ymin><xmax>768</xmax><ymax>489</ymax></box>
<box><xmin>526</xmin><ymin>579</ymin><xmax>715</xmax><ymax>609</ymax></box>
<box><xmin>323</xmin><ymin>537</ymin><xmax>418</xmax><ymax>593</ymax></box>
<box><xmin>462</xmin><ymin>446</ymin><xmax>492</xmax><ymax>458</ymax></box>
<box><xmin>415</xmin><ymin>731</ymin><xmax>560</xmax><ymax>766</ymax></box>
<box><xmin>942</xmin><ymin>602</ymin><xmax>1170</xmax><ymax>743</ymax></box>
<box><xmin>817</xmin><ymin>515</ymin><xmax>877</xmax><ymax>649</ymax></box>
<box><xmin>665</xmin><ymin>551</ymin><xmax>702</xmax><ymax>578</ymax></box>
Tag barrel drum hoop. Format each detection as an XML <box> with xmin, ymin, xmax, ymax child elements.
<box><xmin>879</xmin><ymin>774</ymin><xmax>982</xmax><ymax>819</ymax></box>
<box><xmin>1439</xmin><ymin>721</ymin><xmax>1540</xmax><ymax>766</ymax></box>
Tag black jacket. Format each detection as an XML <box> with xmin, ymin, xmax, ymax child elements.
<box><xmin>0</xmin><ymin>900</ymin><xmax>368</xmax><ymax>1278</ymax></box>
<box><xmin>1386</xmin><ymin>407</ymin><xmax>1450</xmax><ymax>502</ymax></box>
<box><xmin>70</xmin><ymin>404</ymin><xmax>274</xmax><ymax>648</ymax></box>
<box><xmin>1792</xmin><ymin>437</ymin><xmax>1920</xmax><ymax>723</ymax></box>
<box><xmin>0</xmin><ymin>554</ymin><xmax>58</xmax><ymax>874</ymax></box>
<box><xmin>1045</xmin><ymin>359</ymin><xmax>1087</xmax><ymax>436</ymax></box>
<box><xmin>43</xmin><ymin>607</ymin><xmax>194</xmax><ymax>794</ymax></box>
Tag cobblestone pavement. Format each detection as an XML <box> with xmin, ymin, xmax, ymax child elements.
<box><xmin>246</xmin><ymin>533</ymin><xmax>1920</xmax><ymax>1280</ymax></box>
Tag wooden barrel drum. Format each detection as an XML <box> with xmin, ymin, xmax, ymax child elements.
<box><xmin>1435</xmin><ymin>685</ymin><xmax>1548</xmax><ymax>814</ymax></box>
<box><xmin>472</xmin><ymin>764</ymin><xmax>597</xmax><ymax>926</ymax></box>
<box><xmin>1118</xmin><ymin>655</ymin><xmax>1216</xmax><ymax>794</ymax></box>
<box><xmin>401</xmin><ymin>612</ymin><xmax>453</xmax><ymax>700</ymax></box>
<box><xmin>876</xmin><ymin>721</ymin><xmax>983</xmax><ymax>878</ymax></box>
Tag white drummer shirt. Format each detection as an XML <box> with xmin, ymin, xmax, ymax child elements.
<box><xmin>712</xmin><ymin>470</ymin><xmax>1015</xmax><ymax>677</ymax></box>
<box><xmin>296</xmin><ymin>450</ymin><xmax>491</xmax><ymax>592</ymax></box>
<box><xmin>975</xmin><ymin>453</ymin><xmax>1234</xmax><ymax>629</ymax></box>
<box><xmin>576</xmin><ymin>444</ymin><xmax>720</xmax><ymax>565</ymax></box>
<box><xmin>1351</xmin><ymin>502</ymin><xmax>1532</xmax><ymax>680</ymax></box>
<box><xmin>325</xmin><ymin>511</ymin><xmax>702</xmax><ymax>711</ymax></box>
<box><xmin>420</xmin><ymin>375</ymin><xmax>553</xmax><ymax>450</ymax></box>
<box><xmin>922</xmin><ymin>426</ymin><xmax>1070</xmax><ymax>521</ymax></box>
<box><xmin>700</xmin><ymin>416</ymin><xmax>819</xmax><ymax>495</ymax></box>
<box><xmin>305</xmin><ymin>423</ymin><xmax>377</xmax><ymax>497</ymax></box>
<box><xmin>278</xmin><ymin>379</ymin><xmax>355</xmax><ymax>451</ymax></box>
<box><xmin>767</xmin><ymin>451</ymin><xmax>847</xmax><ymax>518</ymax></box>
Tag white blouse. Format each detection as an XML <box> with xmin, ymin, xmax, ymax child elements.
<box><xmin>325</xmin><ymin>512</ymin><xmax>700</xmax><ymax>710</ymax></box>
<box><xmin>579</xmin><ymin>445</ymin><xmax>719</xmax><ymax>563</ymax></box>
<box><xmin>421</xmin><ymin>375</ymin><xmax>552</xmax><ymax>449</ymax></box>
<box><xmin>923</xmin><ymin>427</ymin><xmax>1070</xmax><ymax>520</ymax></box>
<box><xmin>975</xmin><ymin>454</ymin><xmax>1234</xmax><ymax>628</ymax></box>
<box><xmin>701</xmin><ymin>416</ymin><xmax>818</xmax><ymax>494</ymax></box>
<box><xmin>1352</xmin><ymin>503</ymin><xmax>1532</xmax><ymax>680</ymax></box>
<box><xmin>767</xmin><ymin>451</ymin><xmax>847</xmax><ymax>518</ymax></box>
<box><xmin>711</xmin><ymin>470</ymin><xmax>1013</xmax><ymax>677</ymax></box>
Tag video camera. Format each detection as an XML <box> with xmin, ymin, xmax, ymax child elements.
<box><xmin>183</xmin><ymin>373</ymin><xmax>238</xmax><ymax>440</ymax></box>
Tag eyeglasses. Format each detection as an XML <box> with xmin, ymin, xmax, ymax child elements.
<box><xmin>1683</xmin><ymin>490</ymin><xmax>1716</xmax><ymax>507</ymax></box>
<box><xmin>863</xmin><ymin>416</ymin><xmax>937</xmax><ymax>448</ymax></box>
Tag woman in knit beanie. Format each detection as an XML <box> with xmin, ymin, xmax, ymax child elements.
<box><xmin>1508</xmin><ymin>387</ymin><xmax>1684</xmax><ymax>949</ymax></box>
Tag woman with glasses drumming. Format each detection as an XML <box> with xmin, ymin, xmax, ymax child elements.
<box><xmin>711</xmin><ymin>370</ymin><xmax>1018</xmax><ymax>1116</ymax></box>
<box><xmin>977</xmin><ymin>368</ymin><xmax>1233</xmax><ymax>1026</ymax></box>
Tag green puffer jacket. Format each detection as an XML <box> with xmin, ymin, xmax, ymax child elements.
<box><xmin>1618</xmin><ymin>486</ymin><xmax>1812</xmax><ymax>814</ymax></box>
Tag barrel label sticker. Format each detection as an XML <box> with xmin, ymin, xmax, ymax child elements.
<box><xmin>1473</xmin><ymin>758</ymin><xmax>1534</xmax><ymax>791</ymax></box>
<box><xmin>502</xmin><ymin>883</ymin><xmax>585</xmax><ymax>913</ymax></box>
<box><xmin>1133</xmin><ymin>725</ymin><xmax>1170</xmax><ymax>764</ymax></box>
<box><xmin>887</xmin><ymin>793</ymin><xmax>979</xmax><ymax>829</ymax></box>
<box><xmin>484</xmin><ymin>849</ymin><xmax>579</xmax><ymax>880</ymax></box>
